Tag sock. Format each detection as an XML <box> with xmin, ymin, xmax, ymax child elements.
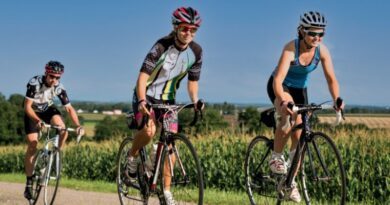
<box><xmin>26</xmin><ymin>176</ymin><xmax>33</xmax><ymax>186</ymax></box>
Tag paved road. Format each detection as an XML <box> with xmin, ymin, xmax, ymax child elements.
<box><xmin>0</xmin><ymin>181</ymin><xmax>160</xmax><ymax>205</ymax></box>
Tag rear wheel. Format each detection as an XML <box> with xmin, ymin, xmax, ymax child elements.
<box><xmin>160</xmin><ymin>134</ymin><xmax>204</xmax><ymax>205</ymax></box>
<box><xmin>43</xmin><ymin>149</ymin><xmax>61</xmax><ymax>205</ymax></box>
<box><xmin>244</xmin><ymin>135</ymin><xmax>278</xmax><ymax>205</ymax></box>
<box><xmin>300</xmin><ymin>132</ymin><xmax>346</xmax><ymax>205</ymax></box>
<box><xmin>117</xmin><ymin>137</ymin><xmax>149</xmax><ymax>205</ymax></box>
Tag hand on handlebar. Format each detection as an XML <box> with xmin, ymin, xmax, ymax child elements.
<box><xmin>138</xmin><ymin>100</ymin><xmax>151</xmax><ymax>116</ymax></box>
<box><xmin>194</xmin><ymin>99</ymin><xmax>205</xmax><ymax>111</ymax></box>
<box><xmin>280</xmin><ymin>101</ymin><xmax>294</xmax><ymax>115</ymax></box>
<box><xmin>76</xmin><ymin>126</ymin><xmax>85</xmax><ymax>137</ymax></box>
<box><xmin>334</xmin><ymin>97</ymin><xmax>345</xmax><ymax>111</ymax></box>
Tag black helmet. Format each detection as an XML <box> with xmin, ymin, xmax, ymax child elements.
<box><xmin>45</xmin><ymin>61</ymin><xmax>64</xmax><ymax>74</ymax></box>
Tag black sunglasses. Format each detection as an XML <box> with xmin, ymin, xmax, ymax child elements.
<box><xmin>48</xmin><ymin>74</ymin><xmax>61</xmax><ymax>80</ymax></box>
<box><xmin>304</xmin><ymin>29</ymin><xmax>325</xmax><ymax>38</ymax></box>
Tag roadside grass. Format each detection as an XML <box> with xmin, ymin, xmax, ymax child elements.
<box><xmin>0</xmin><ymin>173</ymin><xmax>256</xmax><ymax>205</ymax></box>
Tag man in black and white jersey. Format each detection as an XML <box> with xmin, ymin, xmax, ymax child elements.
<box><xmin>23</xmin><ymin>61</ymin><xmax>84</xmax><ymax>200</ymax></box>
<box><xmin>127</xmin><ymin>7</ymin><xmax>204</xmax><ymax>205</ymax></box>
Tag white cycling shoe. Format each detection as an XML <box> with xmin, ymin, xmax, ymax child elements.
<box><xmin>164</xmin><ymin>190</ymin><xmax>176</xmax><ymax>205</ymax></box>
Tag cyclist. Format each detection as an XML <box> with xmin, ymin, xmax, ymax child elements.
<box><xmin>127</xmin><ymin>7</ymin><xmax>204</xmax><ymax>205</ymax></box>
<box><xmin>23</xmin><ymin>60</ymin><xmax>84</xmax><ymax>200</ymax></box>
<box><xmin>266</xmin><ymin>11</ymin><xmax>344</xmax><ymax>202</ymax></box>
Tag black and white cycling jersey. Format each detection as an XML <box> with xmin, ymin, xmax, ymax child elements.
<box><xmin>25</xmin><ymin>75</ymin><xmax>70</xmax><ymax>112</ymax></box>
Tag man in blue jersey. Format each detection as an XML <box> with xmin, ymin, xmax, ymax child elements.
<box><xmin>127</xmin><ymin>7</ymin><xmax>204</xmax><ymax>205</ymax></box>
<box><xmin>267</xmin><ymin>11</ymin><xmax>344</xmax><ymax>202</ymax></box>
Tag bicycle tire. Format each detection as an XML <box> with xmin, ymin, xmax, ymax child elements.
<box><xmin>244</xmin><ymin>135</ymin><xmax>278</xmax><ymax>205</ymax></box>
<box><xmin>159</xmin><ymin>133</ymin><xmax>204</xmax><ymax>205</ymax></box>
<box><xmin>300</xmin><ymin>132</ymin><xmax>346</xmax><ymax>205</ymax></box>
<box><xmin>43</xmin><ymin>149</ymin><xmax>61</xmax><ymax>205</ymax></box>
<box><xmin>116</xmin><ymin>136</ymin><xmax>149</xmax><ymax>205</ymax></box>
<box><xmin>30</xmin><ymin>150</ymin><xmax>45</xmax><ymax>205</ymax></box>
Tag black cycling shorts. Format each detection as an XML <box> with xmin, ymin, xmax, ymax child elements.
<box><xmin>267</xmin><ymin>76</ymin><xmax>308</xmax><ymax>105</ymax></box>
<box><xmin>24</xmin><ymin>106</ymin><xmax>62</xmax><ymax>134</ymax></box>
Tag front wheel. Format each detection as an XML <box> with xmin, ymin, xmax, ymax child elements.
<box><xmin>244</xmin><ymin>135</ymin><xmax>277</xmax><ymax>205</ymax></box>
<box><xmin>30</xmin><ymin>150</ymin><xmax>45</xmax><ymax>205</ymax></box>
<box><xmin>43</xmin><ymin>149</ymin><xmax>61</xmax><ymax>205</ymax></box>
<box><xmin>300</xmin><ymin>132</ymin><xmax>346</xmax><ymax>205</ymax></box>
<box><xmin>116</xmin><ymin>136</ymin><xmax>148</xmax><ymax>205</ymax></box>
<box><xmin>160</xmin><ymin>134</ymin><xmax>204</xmax><ymax>205</ymax></box>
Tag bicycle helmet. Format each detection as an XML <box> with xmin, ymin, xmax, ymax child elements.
<box><xmin>172</xmin><ymin>7</ymin><xmax>202</xmax><ymax>27</ymax></box>
<box><xmin>45</xmin><ymin>61</ymin><xmax>64</xmax><ymax>74</ymax></box>
<box><xmin>299</xmin><ymin>11</ymin><xmax>327</xmax><ymax>28</ymax></box>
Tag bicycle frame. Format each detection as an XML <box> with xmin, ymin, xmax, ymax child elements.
<box><xmin>282</xmin><ymin>111</ymin><xmax>311</xmax><ymax>191</ymax></box>
<box><xmin>140</xmin><ymin>103</ymin><xmax>200</xmax><ymax>192</ymax></box>
<box><xmin>278</xmin><ymin>103</ymin><xmax>343</xmax><ymax>200</ymax></box>
<box><xmin>31</xmin><ymin>124</ymin><xmax>79</xmax><ymax>205</ymax></box>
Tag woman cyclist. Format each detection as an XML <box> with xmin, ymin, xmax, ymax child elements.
<box><xmin>266</xmin><ymin>11</ymin><xmax>344</xmax><ymax>202</ymax></box>
<box><xmin>126</xmin><ymin>7</ymin><xmax>204</xmax><ymax>205</ymax></box>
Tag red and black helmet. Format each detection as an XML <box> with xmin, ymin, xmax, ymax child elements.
<box><xmin>45</xmin><ymin>60</ymin><xmax>64</xmax><ymax>74</ymax></box>
<box><xmin>172</xmin><ymin>7</ymin><xmax>202</xmax><ymax>27</ymax></box>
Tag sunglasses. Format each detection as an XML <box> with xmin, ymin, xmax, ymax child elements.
<box><xmin>178</xmin><ymin>26</ymin><xmax>198</xmax><ymax>34</ymax></box>
<box><xmin>48</xmin><ymin>74</ymin><xmax>61</xmax><ymax>80</ymax></box>
<box><xmin>304</xmin><ymin>30</ymin><xmax>325</xmax><ymax>38</ymax></box>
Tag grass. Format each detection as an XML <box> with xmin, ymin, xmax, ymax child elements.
<box><xmin>0</xmin><ymin>173</ymin><xmax>117</xmax><ymax>193</ymax></box>
<box><xmin>1</xmin><ymin>173</ymin><xmax>366</xmax><ymax>205</ymax></box>
<box><xmin>0</xmin><ymin>173</ymin><xmax>264</xmax><ymax>205</ymax></box>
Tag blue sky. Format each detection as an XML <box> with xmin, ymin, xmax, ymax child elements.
<box><xmin>1</xmin><ymin>0</ymin><xmax>389</xmax><ymax>106</ymax></box>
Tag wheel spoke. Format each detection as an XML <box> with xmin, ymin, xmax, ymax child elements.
<box><xmin>160</xmin><ymin>134</ymin><xmax>203</xmax><ymax>205</ymax></box>
<box><xmin>301</xmin><ymin>132</ymin><xmax>346</xmax><ymax>204</ymax></box>
<box><xmin>244</xmin><ymin>136</ymin><xmax>277</xmax><ymax>205</ymax></box>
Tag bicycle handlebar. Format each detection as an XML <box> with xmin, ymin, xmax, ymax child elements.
<box><xmin>140</xmin><ymin>99</ymin><xmax>205</xmax><ymax>129</ymax></box>
<box><xmin>287</xmin><ymin>102</ymin><xmax>345</xmax><ymax>125</ymax></box>
<box><xmin>42</xmin><ymin>123</ymin><xmax>84</xmax><ymax>143</ymax></box>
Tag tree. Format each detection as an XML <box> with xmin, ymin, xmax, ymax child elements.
<box><xmin>238</xmin><ymin>107</ymin><xmax>261</xmax><ymax>133</ymax></box>
<box><xmin>94</xmin><ymin>115</ymin><xmax>130</xmax><ymax>141</ymax></box>
<box><xmin>0</xmin><ymin>93</ymin><xmax>24</xmax><ymax>144</ymax></box>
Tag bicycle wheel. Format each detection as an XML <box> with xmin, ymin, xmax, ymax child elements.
<box><xmin>43</xmin><ymin>149</ymin><xmax>61</xmax><ymax>205</ymax></box>
<box><xmin>160</xmin><ymin>133</ymin><xmax>203</xmax><ymax>205</ymax></box>
<box><xmin>117</xmin><ymin>137</ymin><xmax>149</xmax><ymax>205</ymax></box>
<box><xmin>30</xmin><ymin>150</ymin><xmax>45</xmax><ymax>205</ymax></box>
<box><xmin>244</xmin><ymin>135</ymin><xmax>278</xmax><ymax>205</ymax></box>
<box><xmin>300</xmin><ymin>132</ymin><xmax>346</xmax><ymax>205</ymax></box>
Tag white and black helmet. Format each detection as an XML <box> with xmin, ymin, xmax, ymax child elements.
<box><xmin>299</xmin><ymin>11</ymin><xmax>327</xmax><ymax>28</ymax></box>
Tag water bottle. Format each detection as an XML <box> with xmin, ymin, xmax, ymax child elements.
<box><xmin>150</xmin><ymin>144</ymin><xmax>157</xmax><ymax>170</ymax></box>
<box><xmin>145</xmin><ymin>144</ymin><xmax>157</xmax><ymax>172</ymax></box>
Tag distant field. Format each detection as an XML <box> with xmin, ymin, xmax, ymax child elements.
<box><xmin>79</xmin><ymin>113</ymin><xmax>119</xmax><ymax>121</ymax></box>
<box><xmin>319</xmin><ymin>114</ymin><xmax>390</xmax><ymax>129</ymax></box>
<box><xmin>79</xmin><ymin>113</ymin><xmax>120</xmax><ymax>137</ymax></box>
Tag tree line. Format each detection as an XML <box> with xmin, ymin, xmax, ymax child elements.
<box><xmin>1</xmin><ymin>91</ymin><xmax>389</xmax><ymax>145</ymax></box>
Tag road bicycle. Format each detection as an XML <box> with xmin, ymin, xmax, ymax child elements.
<box><xmin>29</xmin><ymin>124</ymin><xmax>82</xmax><ymax>205</ymax></box>
<box><xmin>116</xmin><ymin>101</ymin><xmax>204</xmax><ymax>205</ymax></box>
<box><xmin>244</xmin><ymin>102</ymin><xmax>347</xmax><ymax>205</ymax></box>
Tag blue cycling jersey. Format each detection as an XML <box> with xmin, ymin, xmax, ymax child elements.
<box><xmin>273</xmin><ymin>39</ymin><xmax>320</xmax><ymax>88</ymax></box>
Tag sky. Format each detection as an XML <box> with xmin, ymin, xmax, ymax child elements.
<box><xmin>1</xmin><ymin>0</ymin><xmax>389</xmax><ymax>106</ymax></box>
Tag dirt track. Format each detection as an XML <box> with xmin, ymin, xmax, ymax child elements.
<box><xmin>0</xmin><ymin>181</ymin><xmax>159</xmax><ymax>205</ymax></box>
